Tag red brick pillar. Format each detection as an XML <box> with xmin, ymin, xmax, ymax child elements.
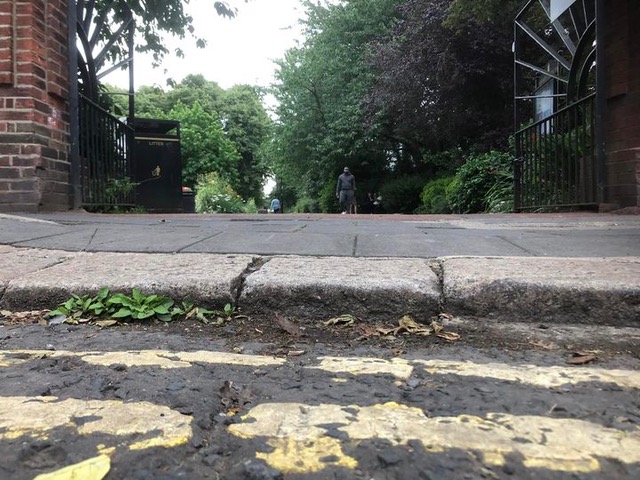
<box><xmin>603</xmin><ymin>0</ymin><xmax>640</xmax><ymax>208</ymax></box>
<box><xmin>0</xmin><ymin>0</ymin><xmax>71</xmax><ymax>212</ymax></box>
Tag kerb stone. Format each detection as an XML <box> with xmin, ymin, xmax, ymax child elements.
<box><xmin>239</xmin><ymin>256</ymin><xmax>441</xmax><ymax>322</ymax></box>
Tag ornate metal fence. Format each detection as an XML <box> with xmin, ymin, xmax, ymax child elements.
<box><xmin>514</xmin><ymin>93</ymin><xmax>595</xmax><ymax>210</ymax></box>
<box><xmin>79</xmin><ymin>94</ymin><xmax>135</xmax><ymax>207</ymax></box>
<box><xmin>69</xmin><ymin>1</ymin><xmax>135</xmax><ymax>208</ymax></box>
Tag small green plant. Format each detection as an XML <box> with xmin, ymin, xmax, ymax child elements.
<box><xmin>105</xmin><ymin>177</ymin><xmax>138</xmax><ymax>203</ymax></box>
<box><xmin>46</xmin><ymin>289</ymin><xmax>220</xmax><ymax>325</ymax></box>
<box><xmin>106</xmin><ymin>289</ymin><xmax>175</xmax><ymax>322</ymax></box>
<box><xmin>217</xmin><ymin>303</ymin><xmax>235</xmax><ymax>319</ymax></box>
<box><xmin>48</xmin><ymin>288</ymin><xmax>111</xmax><ymax>320</ymax></box>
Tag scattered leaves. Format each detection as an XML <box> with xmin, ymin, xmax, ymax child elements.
<box><xmin>377</xmin><ymin>315</ymin><xmax>460</xmax><ymax>341</ymax></box>
<box><xmin>275</xmin><ymin>312</ymin><xmax>301</xmax><ymax>337</ymax></box>
<box><xmin>93</xmin><ymin>320</ymin><xmax>119</xmax><ymax>328</ymax></box>
<box><xmin>323</xmin><ymin>314</ymin><xmax>357</xmax><ymax>327</ymax></box>
<box><xmin>0</xmin><ymin>310</ymin><xmax>49</xmax><ymax>325</ymax></box>
<box><xmin>566</xmin><ymin>352</ymin><xmax>597</xmax><ymax>365</ymax></box>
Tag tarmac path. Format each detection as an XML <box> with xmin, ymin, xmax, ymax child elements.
<box><xmin>0</xmin><ymin>324</ymin><xmax>639</xmax><ymax>480</ymax></box>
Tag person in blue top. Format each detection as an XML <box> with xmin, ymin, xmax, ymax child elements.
<box><xmin>270</xmin><ymin>198</ymin><xmax>281</xmax><ymax>213</ymax></box>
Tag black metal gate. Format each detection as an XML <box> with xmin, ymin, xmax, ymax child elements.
<box><xmin>513</xmin><ymin>0</ymin><xmax>604</xmax><ymax>211</ymax></box>
<box><xmin>68</xmin><ymin>0</ymin><xmax>136</xmax><ymax>209</ymax></box>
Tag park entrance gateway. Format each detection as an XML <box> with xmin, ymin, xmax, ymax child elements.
<box><xmin>513</xmin><ymin>0</ymin><xmax>602</xmax><ymax>211</ymax></box>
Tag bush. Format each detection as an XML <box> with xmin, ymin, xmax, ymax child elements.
<box><xmin>419</xmin><ymin>177</ymin><xmax>455</xmax><ymax>214</ymax></box>
<box><xmin>447</xmin><ymin>151</ymin><xmax>514</xmax><ymax>213</ymax></box>
<box><xmin>318</xmin><ymin>180</ymin><xmax>341</xmax><ymax>213</ymax></box>
<box><xmin>379</xmin><ymin>175</ymin><xmax>425</xmax><ymax>214</ymax></box>
<box><xmin>195</xmin><ymin>172</ymin><xmax>256</xmax><ymax>213</ymax></box>
<box><xmin>293</xmin><ymin>196</ymin><xmax>319</xmax><ymax>213</ymax></box>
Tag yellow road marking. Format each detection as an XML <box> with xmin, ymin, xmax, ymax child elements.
<box><xmin>308</xmin><ymin>356</ymin><xmax>413</xmax><ymax>379</ymax></box>
<box><xmin>33</xmin><ymin>455</ymin><xmax>111</xmax><ymax>480</ymax></box>
<box><xmin>415</xmin><ymin>359</ymin><xmax>640</xmax><ymax>389</ymax></box>
<box><xmin>229</xmin><ymin>402</ymin><xmax>640</xmax><ymax>474</ymax></box>
<box><xmin>2</xmin><ymin>350</ymin><xmax>638</xmax><ymax>391</ymax></box>
<box><xmin>0</xmin><ymin>350</ymin><xmax>285</xmax><ymax>369</ymax></box>
<box><xmin>0</xmin><ymin>396</ymin><xmax>192</xmax><ymax>450</ymax></box>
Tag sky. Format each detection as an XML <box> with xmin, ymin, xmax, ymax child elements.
<box><xmin>108</xmin><ymin>0</ymin><xmax>304</xmax><ymax>92</ymax></box>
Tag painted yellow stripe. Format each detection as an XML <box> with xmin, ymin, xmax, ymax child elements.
<box><xmin>229</xmin><ymin>402</ymin><xmax>640</xmax><ymax>474</ymax></box>
<box><xmin>0</xmin><ymin>350</ymin><xmax>285</xmax><ymax>369</ymax></box>
<box><xmin>2</xmin><ymin>350</ymin><xmax>638</xmax><ymax>390</ymax></box>
<box><xmin>415</xmin><ymin>359</ymin><xmax>640</xmax><ymax>389</ymax></box>
<box><xmin>308</xmin><ymin>356</ymin><xmax>413</xmax><ymax>379</ymax></box>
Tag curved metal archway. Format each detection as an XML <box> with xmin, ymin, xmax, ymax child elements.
<box><xmin>513</xmin><ymin>0</ymin><xmax>603</xmax><ymax>211</ymax></box>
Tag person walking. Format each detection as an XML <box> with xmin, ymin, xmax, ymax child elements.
<box><xmin>336</xmin><ymin>167</ymin><xmax>356</xmax><ymax>214</ymax></box>
<box><xmin>270</xmin><ymin>198</ymin><xmax>281</xmax><ymax>213</ymax></box>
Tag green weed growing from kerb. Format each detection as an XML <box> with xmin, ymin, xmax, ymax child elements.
<box><xmin>46</xmin><ymin>288</ymin><xmax>233</xmax><ymax>326</ymax></box>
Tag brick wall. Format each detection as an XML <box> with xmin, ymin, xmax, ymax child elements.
<box><xmin>603</xmin><ymin>0</ymin><xmax>640</xmax><ymax>207</ymax></box>
<box><xmin>0</xmin><ymin>0</ymin><xmax>71</xmax><ymax>213</ymax></box>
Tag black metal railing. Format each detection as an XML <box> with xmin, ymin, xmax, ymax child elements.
<box><xmin>514</xmin><ymin>93</ymin><xmax>596</xmax><ymax>211</ymax></box>
<box><xmin>79</xmin><ymin>94</ymin><xmax>135</xmax><ymax>208</ymax></box>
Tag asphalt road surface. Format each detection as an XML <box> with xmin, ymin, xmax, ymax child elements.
<box><xmin>0</xmin><ymin>320</ymin><xmax>638</xmax><ymax>480</ymax></box>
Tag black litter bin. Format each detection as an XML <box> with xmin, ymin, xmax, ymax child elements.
<box><xmin>182</xmin><ymin>187</ymin><xmax>195</xmax><ymax>213</ymax></box>
<box><xmin>133</xmin><ymin>118</ymin><xmax>183</xmax><ymax>213</ymax></box>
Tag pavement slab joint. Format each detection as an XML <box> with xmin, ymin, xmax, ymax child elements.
<box><xmin>233</xmin><ymin>256</ymin><xmax>271</xmax><ymax>307</ymax></box>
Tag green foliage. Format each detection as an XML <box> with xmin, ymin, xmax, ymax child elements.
<box><xmin>379</xmin><ymin>175</ymin><xmax>426</xmax><ymax>214</ymax></box>
<box><xmin>166</xmin><ymin>101</ymin><xmax>241</xmax><ymax>189</ymax></box>
<box><xmin>107</xmin><ymin>289</ymin><xmax>175</xmax><ymax>321</ymax></box>
<box><xmin>48</xmin><ymin>288</ymin><xmax>111</xmax><ymax>320</ymax></box>
<box><xmin>444</xmin><ymin>0</ymin><xmax>522</xmax><ymax>29</ymax></box>
<box><xmin>293</xmin><ymin>196</ymin><xmax>319</xmax><ymax>213</ymax></box>
<box><xmin>131</xmin><ymin>76</ymin><xmax>272</xmax><ymax>206</ymax></box>
<box><xmin>268</xmin><ymin>0</ymin><xmax>399</xmax><ymax>203</ymax></box>
<box><xmin>105</xmin><ymin>177</ymin><xmax>138</xmax><ymax>203</ymax></box>
<box><xmin>94</xmin><ymin>1</ymin><xmax>238</xmax><ymax>69</ymax></box>
<box><xmin>47</xmin><ymin>289</ymin><xmax>219</xmax><ymax>324</ymax></box>
<box><xmin>447</xmin><ymin>151</ymin><xmax>514</xmax><ymax>213</ymax></box>
<box><xmin>220</xmin><ymin>85</ymin><xmax>273</xmax><ymax>203</ymax></box>
<box><xmin>419</xmin><ymin>177</ymin><xmax>455</xmax><ymax>214</ymax></box>
<box><xmin>195</xmin><ymin>172</ymin><xmax>256</xmax><ymax>214</ymax></box>
<box><xmin>318</xmin><ymin>179</ymin><xmax>341</xmax><ymax>213</ymax></box>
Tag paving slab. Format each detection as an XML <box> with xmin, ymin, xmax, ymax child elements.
<box><xmin>239</xmin><ymin>256</ymin><xmax>441</xmax><ymax>322</ymax></box>
<box><xmin>1</xmin><ymin>251</ymin><xmax>254</xmax><ymax>310</ymax></box>
<box><xmin>0</xmin><ymin>246</ymin><xmax>74</xmax><ymax>285</ymax></box>
<box><xmin>440</xmin><ymin>256</ymin><xmax>640</xmax><ymax>326</ymax></box>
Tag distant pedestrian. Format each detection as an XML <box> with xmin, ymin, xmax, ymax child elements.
<box><xmin>270</xmin><ymin>198</ymin><xmax>281</xmax><ymax>213</ymax></box>
<box><xmin>336</xmin><ymin>167</ymin><xmax>356</xmax><ymax>214</ymax></box>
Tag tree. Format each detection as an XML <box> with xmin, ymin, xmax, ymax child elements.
<box><xmin>123</xmin><ymin>75</ymin><xmax>272</xmax><ymax>201</ymax></box>
<box><xmin>365</xmin><ymin>0</ymin><xmax>515</xmax><ymax>162</ymax></box>
<box><xmin>167</xmin><ymin>101</ymin><xmax>241</xmax><ymax>189</ymax></box>
<box><xmin>90</xmin><ymin>0</ymin><xmax>244</xmax><ymax>65</ymax></box>
<box><xmin>220</xmin><ymin>85</ymin><xmax>272</xmax><ymax>202</ymax></box>
<box><xmin>269</xmin><ymin>0</ymin><xmax>399</xmax><ymax>208</ymax></box>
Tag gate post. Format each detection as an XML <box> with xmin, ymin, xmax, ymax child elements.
<box><xmin>0</xmin><ymin>0</ymin><xmax>72</xmax><ymax>212</ymax></box>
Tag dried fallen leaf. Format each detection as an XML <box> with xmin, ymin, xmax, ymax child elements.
<box><xmin>93</xmin><ymin>320</ymin><xmax>119</xmax><ymax>328</ymax></box>
<box><xmin>275</xmin><ymin>312</ymin><xmax>301</xmax><ymax>336</ymax></box>
<box><xmin>355</xmin><ymin>324</ymin><xmax>380</xmax><ymax>339</ymax></box>
<box><xmin>376</xmin><ymin>316</ymin><xmax>460</xmax><ymax>341</ymax></box>
<box><xmin>566</xmin><ymin>353</ymin><xmax>597</xmax><ymax>365</ymax></box>
<box><xmin>287</xmin><ymin>350</ymin><xmax>306</xmax><ymax>357</ymax></box>
<box><xmin>323</xmin><ymin>314</ymin><xmax>357</xmax><ymax>327</ymax></box>
<box><xmin>430</xmin><ymin>320</ymin><xmax>460</xmax><ymax>341</ymax></box>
